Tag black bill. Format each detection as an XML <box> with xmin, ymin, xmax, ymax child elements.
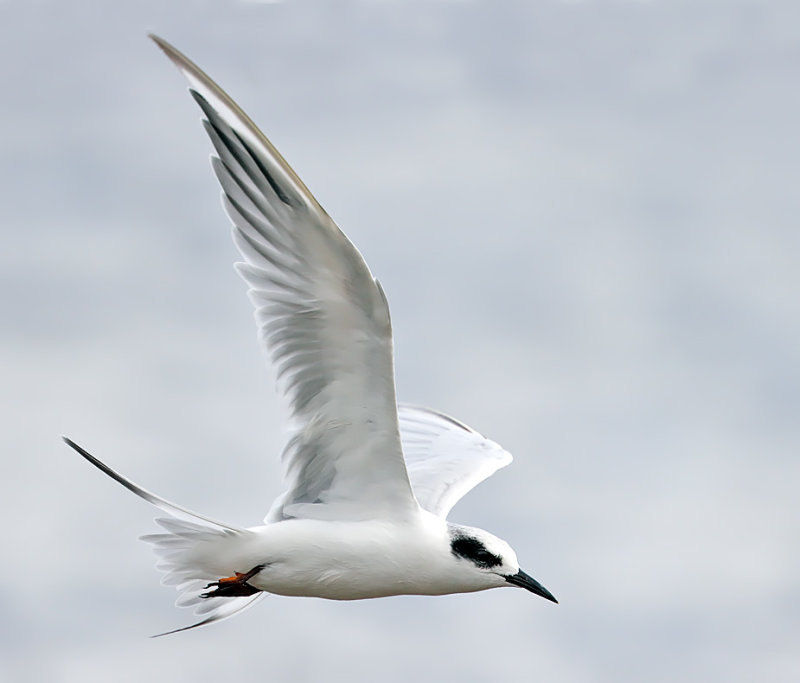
<box><xmin>505</xmin><ymin>569</ymin><xmax>558</xmax><ymax>603</ymax></box>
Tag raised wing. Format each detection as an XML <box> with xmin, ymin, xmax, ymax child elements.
<box><xmin>398</xmin><ymin>405</ymin><xmax>513</xmax><ymax>519</ymax></box>
<box><xmin>151</xmin><ymin>36</ymin><xmax>417</xmax><ymax>522</ymax></box>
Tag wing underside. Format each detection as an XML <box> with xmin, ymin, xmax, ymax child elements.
<box><xmin>398</xmin><ymin>405</ymin><xmax>513</xmax><ymax>519</ymax></box>
<box><xmin>150</xmin><ymin>36</ymin><xmax>417</xmax><ymax>523</ymax></box>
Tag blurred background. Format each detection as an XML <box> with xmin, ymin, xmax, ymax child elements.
<box><xmin>1</xmin><ymin>1</ymin><xmax>798</xmax><ymax>681</ymax></box>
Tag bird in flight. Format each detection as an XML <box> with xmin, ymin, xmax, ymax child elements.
<box><xmin>63</xmin><ymin>35</ymin><xmax>557</xmax><ymax>636</ymax></box>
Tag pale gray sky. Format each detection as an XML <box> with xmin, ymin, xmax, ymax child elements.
<box><xmin>2</xmin><ymin>1</ymin><xmax>799</xmax><ymax>681</ymax></box>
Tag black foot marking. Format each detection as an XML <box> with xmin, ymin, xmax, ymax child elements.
<box><xmin>201</xmin><ymin>564</ymin><xmax>266</xmax><ymax>598</ymax></box>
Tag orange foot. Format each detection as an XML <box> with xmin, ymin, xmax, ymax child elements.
<box><xmin>201</xmin><ymin>564</ymin><xmax>265</xmax><ymax>598</ymax></box>
<box><xmin>218</xmin><ymin>571</ymin><xmax>251</xmax><ymax>584</ymax></box>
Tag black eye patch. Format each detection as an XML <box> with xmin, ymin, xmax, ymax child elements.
<box><xmin>450</xmin><ymin>535</ymin><xmax>502</xmax><ymax>569</ymax></box>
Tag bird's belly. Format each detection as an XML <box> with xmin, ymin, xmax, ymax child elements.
<box><xmin>252</xmin><ymin>564</ymin><xmax>464</xmax><ymax>600</ymax></box>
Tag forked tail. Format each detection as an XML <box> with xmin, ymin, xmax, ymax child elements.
<box><xmin>62</xmin><ymin>437</ymin><xmax>265</xmax><ymax>636</ymax></box>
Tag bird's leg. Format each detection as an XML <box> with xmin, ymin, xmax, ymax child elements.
<box><xmin>201</xmin><ymin>564</ymin><xmax>266</xmax><ymax>598</ymax></box>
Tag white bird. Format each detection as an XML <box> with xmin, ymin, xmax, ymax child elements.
<box><xmin>64</xmin><ymin>35</ymin><xmax>557</xmax><ymax>636</ymax></box>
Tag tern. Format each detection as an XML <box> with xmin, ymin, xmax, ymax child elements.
<box><xmin>63</xmin><ymin>35</ymin><xmax>557</xmax><ymax>636</ymax></box>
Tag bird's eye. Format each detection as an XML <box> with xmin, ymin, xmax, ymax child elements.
<box><xmin>450</xmin><ymin>536</ymin><xmax>502</xmax><ymax>568</ymax></box>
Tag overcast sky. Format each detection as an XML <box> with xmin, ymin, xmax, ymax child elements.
<box><xmin>2</xmin><ymin>1</ymin><xmax>798</xmax><ymax>681</ymax></box>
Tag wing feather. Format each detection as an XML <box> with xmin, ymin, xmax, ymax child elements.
<box><xmin>151</xmin><ymin>35</ymin><xmax>416</xmax><ymax>522</ymax></box>
<box><xmin>398</xmin><ymin>406</ymin><xmax>513</xmax><ymax>519</ymax></box>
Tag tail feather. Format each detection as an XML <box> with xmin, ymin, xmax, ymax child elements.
<box><xmin>62</xmin><ymin>437</ymin><xmax>238</xmax><ymax>532</ymax></box>
<box><xmin>152</xmin><ymin>593</ymin><xmax>266</xmax><ymax>637</ymax></box>
<box><xmin>63</xmin><ymin>437</ymin><xmax>266</xmax><ymax>635</ymax></box>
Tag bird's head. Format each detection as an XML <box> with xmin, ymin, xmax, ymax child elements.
<box><xmin>447</xmin><ymin>524</ymin><xmax>557</xmax><ymax>603</ymax></box>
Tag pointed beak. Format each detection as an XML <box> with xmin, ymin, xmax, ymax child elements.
<box><xmin>505</xmin><ymin>569</ymin><xmax>558</xmax><ymax>603</ymax></box>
